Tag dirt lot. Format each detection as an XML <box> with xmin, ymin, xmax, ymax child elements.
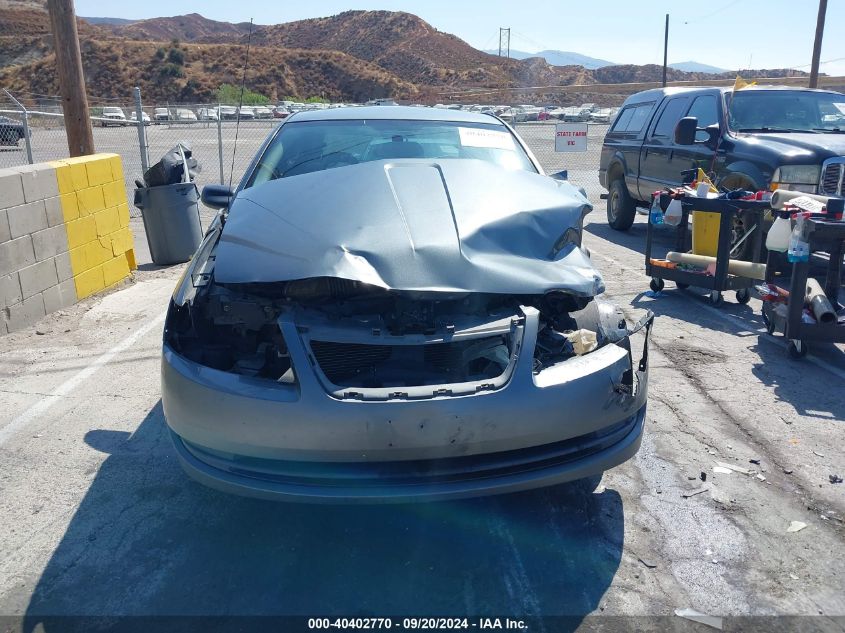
<box><xmin>0</xmin><ymin>136</ymin><xmax>844</xmax><ymax>631</ymax></box>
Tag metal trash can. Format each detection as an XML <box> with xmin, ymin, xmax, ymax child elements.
<box><xmin>133</xmin><ymin>182</ymin><xmax>203</xmax><ymax>265</ymax></box>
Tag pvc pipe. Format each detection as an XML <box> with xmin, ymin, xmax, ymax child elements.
<box><xmin>666</xmin><ymin>251</ymin><xmax>767</xmax><ymax>280</ymax></box>
<box><xmin>771</xmin><ymin>190</ymin><xmax>834</xmax><ymax>210</ymax></box>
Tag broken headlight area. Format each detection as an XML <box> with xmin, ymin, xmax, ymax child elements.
<box><xmin>165</xmin><ymin>283</ymin><xmax>294</xmax><ymax>382</ymax></box>
<box><xmin>165</xmin><ymin>274</ymin><xmax>648</xmax><ymax>392</ymax></box>
<box><xmin>531</xmin><ymin>292</ymin><xmax>632</xmax><ymax>372</ymax></box>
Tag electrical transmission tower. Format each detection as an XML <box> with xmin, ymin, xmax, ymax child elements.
<box><xmin>498</xmin><ymin>28</ymin><xmax>511</xmax><ymax>58</ymax></box>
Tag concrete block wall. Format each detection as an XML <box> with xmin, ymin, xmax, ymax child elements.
<box><xmin>0</xmin><ymin>154</ymin><xmax>137</xmax><ymax>334</ymax></box>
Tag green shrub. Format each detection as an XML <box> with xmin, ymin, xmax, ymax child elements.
<box><xmin>216</xmin><ymin>83</ymin><xmax>270</xmax><ymax>105</ymax></box>
<box><xmin>167</xmin><ymin>48</ymin><xmax>185</xmax><ymax>65</ymax></box>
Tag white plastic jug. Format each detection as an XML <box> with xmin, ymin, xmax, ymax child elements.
<box><xmin>765</xmin><ymin>215</ymin><xmax>791</xmax><ymax>252</ymax></box>
<box><xmin>664</xmin><ymin>199</ymin><xmax>683</xmax><ymax>226</ymax></box>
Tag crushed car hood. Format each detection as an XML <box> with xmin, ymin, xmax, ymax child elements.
<box><xmin>214</xmin><ymin>159</ymin><xmax>603</xmax><ymax>296</ymax></box>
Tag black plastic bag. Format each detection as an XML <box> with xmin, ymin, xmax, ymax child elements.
<box><xmin>143</xmin><ymin>142</ymin><xmax>200</xmax><ymax>187</ymax></box>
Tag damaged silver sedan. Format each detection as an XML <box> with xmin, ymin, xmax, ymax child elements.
<box><xmin>161</xmin><ymin>107</ymin><xmax>653</xmax><ymax>502</ymax></box>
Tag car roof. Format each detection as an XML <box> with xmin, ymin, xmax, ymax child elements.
<box><xmin>625</xmin><ymin>84</ymin><xmax>843</xmax><ymax>104</ymax></box>
<box><xmin>287</xmin><ymin>105</ymin><xmax>505</xmax><ymax>124</ymax></box>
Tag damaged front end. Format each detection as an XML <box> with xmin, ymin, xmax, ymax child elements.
<box><xmin>161</xmin><ymin>161</ymin><xmax>653</xmax><ymax>501</ymax></box>
<box><xmin>166</xmin><ymin>270</ymin><xmax>651</xmax><ymax>401</ymax></box>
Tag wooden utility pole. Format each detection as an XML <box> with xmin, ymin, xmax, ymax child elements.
<box><xmin>662</xmin><ymin>14</ymin><xmax>669</xmax><ymax>88</ymax></box>
<box><xmin>47</xmin><ymin>0</ymin><xmax>94</xmax><ymax>156</ymax></box>
<box><xmin>809</xmin><ymin>0</ymin><xmax>827</xmax><ymax>88</ymax></box>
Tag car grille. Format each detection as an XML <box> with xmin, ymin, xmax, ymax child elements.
<box><xmin>309</xmin><ymin>336</ymin><xmax>509</xmax><ymax>387</ymax></box>
<box><xmin>820</xmin><ymin>158</ymin><xmax>845</xmax><ymax>197</ymax></box>
<box><xmin>309</xmin><ymin>341</ymin><xmax>392</xmax><ymax>382</ymax></box>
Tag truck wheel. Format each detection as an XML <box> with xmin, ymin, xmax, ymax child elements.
<box><xmin>606</xmin><ymin>177</ymin><xmax>636</xmax><ymax>231</ymax></box>
<box><xmin>720</xmin><ymin>174</ymin><xmax>760</xmax><ymax>261</ymax></box>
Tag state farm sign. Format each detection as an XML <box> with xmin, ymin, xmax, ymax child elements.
<box><xmin>554</xmin><ymin>123</ymin><xmax>588</xmax><ymax>152</ymax></box>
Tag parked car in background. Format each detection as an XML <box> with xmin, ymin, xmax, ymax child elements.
<box><xmin>163</xmin><ymin>106</ymin><xmax>652</xmax><ymax>502</ymax></box>
<box><xmin>0</xmin><ymin>115</ymin><xmax>27</xmax><ymax>146</ymax></box>
<box><xmin>252</xmin><ymin>106</ymin><xmax>273</xmax><ymax>119</ymax></box>
<box><xmin>589</xmin><ymin>108</ymin><xmax>614</xmax><ymax>123</ymax></box>
<box><xmin>154</xmin><ymin>107</ymin><xmax>170</xmax><ymax>123</ymax></box>
<box><xmin>174</xmin><ymin>108</ymin><xmax>197</xmax><ymax>123</ymax></box>
<box><xmin>237</xmin><ymin>106</ymin><xmax>255</xmax><ymax>120</ymax></box>
<box><xmin>496</xmin><ymin>107</ymin><xmax>517</xmax><ymax>123</ymax></box>
<box><xmin>518</xmin><ymin>105</ymin><xmax>542</xmax><ymax>122</ymax></box>
<box><xmin>599</xmin><ymin>85</ymin><xmax>845</xmax><ymax>256</ymax></box>
<box><xmin>563</xmin><ymin>103</ymin><xmax>596</xmax><ymax>122</ymax></box>
<box><xmin>218</xmin><ymin>106</ymin><xmax>237</xmax><ymax>120</ymax></box>
<box><xmin>272</xmin><ymin>106</ymin><xmax>290</xmax><ymax>119</ymax></box>
<box><xmin>197</xmin><ymin>107</ymin><xmax>219</xmax><ymax>121</ymax></box>
<box><xmin>128</xmin><ymin>110</ymin><xmax>151</xmax><ymax>125</ymax></box>
<box><xmin>98</xmin><ymin>106</ymin><xmax>127</xmax><ymax>127</ymax></box>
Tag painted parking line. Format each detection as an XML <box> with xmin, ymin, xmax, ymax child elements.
<box><xmin>0</xmin><ymin>312</ymin><xmax>166</xmax><ymax>448</ymax></box>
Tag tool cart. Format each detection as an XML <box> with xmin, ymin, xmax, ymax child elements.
<box><xmin>645</xmin><ymin>195</ymin><xmax>769</xmax><ymax>306</ymax></box>
<box><xmin>761</xmin><ymin>217</ymin><xmax>845</xmax><ymax>358</ymax></box>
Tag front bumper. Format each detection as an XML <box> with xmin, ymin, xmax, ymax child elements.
<box><xmin>162</xmin><ymin>307</ymin><xmax>652</xmax><ymax>502</ymax></box>
<box><xmin>170</xmin><ymin>405</ymin><xmax>645</xmax><ymax>503</ymax></box>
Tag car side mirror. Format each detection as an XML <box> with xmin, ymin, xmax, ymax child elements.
<box><xmin>674</xmin><ymin>117</ymin><xmax>698</xmax><ymax>145</ymax></box>
<box><xmin>676</xmin><ymin>117</ymin><xmax>721</xmax><ymax>148</ymax></box>
<box><xmin>201</xmin><ymin>184</ymin><xmax>234</xmax><ymax>210</ymax></box>
<box><xmin>549</xmin><ymin>170</ymin><xmax>568</xmax><ymax>181</ymax></box>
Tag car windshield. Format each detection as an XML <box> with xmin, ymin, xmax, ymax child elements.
<box><xmin>246</xmin><ymin>118</ymin><xmax>536</xmax><ymax>187</ymax></box>
<box><xmin>727</xmin><ymin>90</ymin><xmax>845</xmax><ymax>132</ymax></box>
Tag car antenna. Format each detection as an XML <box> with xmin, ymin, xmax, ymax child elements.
<box><xmin>227</xmin><ymin>18</ymin><xmax>254</xmax><ymax>207</ymax></box>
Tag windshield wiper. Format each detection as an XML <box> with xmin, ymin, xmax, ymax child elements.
<box><xmin>737</xmin><ymin>127</ymin><xmax>816</xmax><ymax>133</ymax></box>
<box><xmin>812</xmin><ymin>127</ymin><xmax>843</xmax><ymax>133</ymax></box>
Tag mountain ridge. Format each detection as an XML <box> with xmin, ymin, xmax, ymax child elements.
<box><xmin>0</xmin><ymin>5</ymin><xmax>814</xmax><ymax>105</ymax></box>
<box><xmin>484</xmin><ymin>49</ymin><xmax>615</xmax><ymax>69</ymax></box>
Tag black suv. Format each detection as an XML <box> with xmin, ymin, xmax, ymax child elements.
<box><xmin>599</xmin><ymin>86</ymin><xmax>845</xmax><ymax>234</ymax></box>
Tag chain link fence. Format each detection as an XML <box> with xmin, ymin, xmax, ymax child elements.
<box><xmin>511</xmin><ymin>120</ymin><xmax>609</xmax><ymax>202</ymax></box>
<box><xmin>0</xmin><ymin>91</ymin><xmax>284</xmax><ymax>218</ymax></box>
<box><xmin>1</xmin><ymin>89</ymin><xmax>617</xmax><ymax>218</ymax></box>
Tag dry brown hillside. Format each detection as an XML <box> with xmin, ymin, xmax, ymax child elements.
<box><xmin>0</xmin><ymin>38</ymin><xmax>415</xmax><ymax>102</ymax></box>
<box><xmin>97</xmin><ymin>10</ymin><xmax>615</xmax><ymax>90</ymax></box>
<box><xmin>0</xmin><ymin>3</ymin><xmax>814</xmax><ymax>104</ymax></box>
<box><xmin>98</xmin><ymin>12</ymin><xmax>253</xmax><ymax>42</ymax></box>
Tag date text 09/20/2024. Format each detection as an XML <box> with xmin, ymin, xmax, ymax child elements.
<box><xmin>307</xmin><ymin>618</ymin><xmax>527</xmax><ymax>630</ymax></box>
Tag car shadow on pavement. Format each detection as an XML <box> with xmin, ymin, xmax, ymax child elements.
<box><xmin>584</xmin><ymin>217</ymin><xmax>675</xmax><ymax>257</ymax></box>
<box><xmin>630</xmin><ymin>291</ymin><xmax>760</xmax><ymax>336</ymax></box>
<box><xmin>22</xmin><ymin>402</ymin><xmax>624</xmax><ymax>631</ymax></box>
<box><xmin>749</xmin><ymin>337</ymin><xmax>845</xmax><ymax>420</ymax></box>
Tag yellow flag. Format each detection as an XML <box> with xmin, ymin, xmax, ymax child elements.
<box><xmin>696</xmin><ymin>168</ymin><xmax>718</xmax><ymax>193</ymax></box>
<box><xmin>733</xmin><ymin>75</ymin><xmax>756</xmax><ymax>91</ymax></box>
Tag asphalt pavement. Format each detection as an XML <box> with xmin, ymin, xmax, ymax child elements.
<box><xmin>1</xmin><ymin>141</ymin><xmax>844</xmax><ymax>631</ymax></box>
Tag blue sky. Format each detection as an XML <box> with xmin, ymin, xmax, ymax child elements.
<box><xmin>74</xmin><ymin>0</ymin><xmax>845</xmax><ymax>75</ymax></box>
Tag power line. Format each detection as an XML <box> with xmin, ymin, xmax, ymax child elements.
<box><xmin>681</xmin><ymin>0</ymin><xmax>744</xmax><ymax>25</ymax></box>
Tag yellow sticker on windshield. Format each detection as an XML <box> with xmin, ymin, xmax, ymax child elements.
<box><xmin>458</xmin><ymin>127</ymin><xmax>515</xmax><ymax>150</ymax></box>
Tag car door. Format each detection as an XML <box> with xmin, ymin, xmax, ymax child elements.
<box><xmin>602</xmin><ymin>102</ymin><xmax>655</xmax><ymax>197</ymax></box>
<box><xmin>637</xmin><ymin>96</ymin><xmax>691</xmax><ymax>198</ymax></box>
<box><xmin>673</xmin><ymin>93</ymin><xmax>723</xmax><ymax>177</ymax></box>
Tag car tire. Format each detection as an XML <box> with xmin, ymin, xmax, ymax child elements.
<box><xmin>719</xmin><ymin>174</ymin><xmax>761</xmax><ymax>261</ymax></box>
<box><xmin>606</xmin><ymin>176</ymin><xmax>636</xmax><ymax>231</ymax></box>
